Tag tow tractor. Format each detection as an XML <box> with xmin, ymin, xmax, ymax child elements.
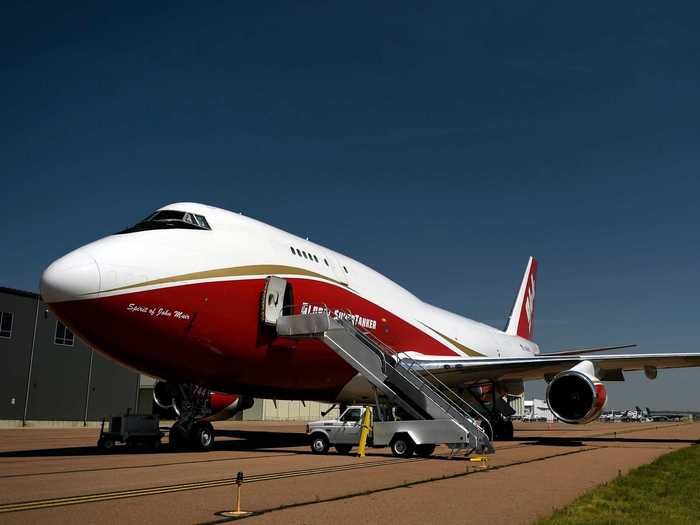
<box><xmin>307</xmin><ymin>405</ymin><xmax>476</xmax><ymax>458</ymax></box>
<box><xmin>97</xmin><ymin>413</ymin><xmax>163</xmax><ymax>450</ymax></box>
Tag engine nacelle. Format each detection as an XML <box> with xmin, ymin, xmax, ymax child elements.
<box><xmin>205</xmin><ymin>393</ymin><xmax>255</xmax><ymax>421</ymax></box>
<box><xmin>153</xmin><ymin>381</ymin><xmax>253</xmax><ymax>421</ymax></box>
<box><xmin>153</xmin><ymin>380</ymin><xmax>177</xmax><ymax>410</ymax></box>
<box><xmin>546</xmin><ymin>361</ymin><xmax>607</xmax><ymax>424</ymax></box>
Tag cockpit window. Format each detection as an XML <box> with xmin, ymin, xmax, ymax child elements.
<box><xmin>117</xmin><ymin>210</ymin><xmax>211</xmax><ymax>234</ymax></box>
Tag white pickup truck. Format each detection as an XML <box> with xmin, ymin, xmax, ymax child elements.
<box><xmin>306</xmin><ymin>406</ymin><xmax>471</xmax><ymax>458</ymax></box>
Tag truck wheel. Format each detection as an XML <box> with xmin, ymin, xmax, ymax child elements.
<box><xmin>415</xmin><ymin>444</ymin><xmax>436</xmax><ymax>457</ymax></box>
<box><xmin>335</xmin><ymin>444</ymin><xmax>353</xmax><ymax>455</ymax></box>
<box><xmin>310</xmin><ymin>434</ymin><xmax>329</xmax><ymax>454</ymax></box>
<box><xmin>98</xmin><ymin>437</ymin><xmax>114</xmax><ymax>450</ymax></box>
<box><xmin>191</xmin><ymin>422</ymin><xmax>215</xmax><ymax>451</ymax></box>
<box><xmin>390</xmin><ymin>434</ymin><xmax>415</xmax><ymax>458</ymax></box>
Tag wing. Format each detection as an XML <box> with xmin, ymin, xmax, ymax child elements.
<box><xmin>411</xmin><ymin>353</ymin><xmax>700</xmax><ymax>386</ymax></box>
<box><xmin>545</xmin><ymin>343</ymin><xmax>637</xmax><ymax>356</ymax></box>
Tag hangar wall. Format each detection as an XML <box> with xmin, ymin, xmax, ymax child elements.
<box><xmin>242</xmin><ymin>398</ymin><xmax>340</xmax><ymax>421</ymax></box>
<box><xmin>0</xmin><ymin>287</ymin><xmax>139</xmax><ymax>423</ymax></box>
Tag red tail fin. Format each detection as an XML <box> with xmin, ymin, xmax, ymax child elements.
<box><xmin>506</xmin><ymin>256</ymin><xmax>537</xmax><ymax>340</ymax></box>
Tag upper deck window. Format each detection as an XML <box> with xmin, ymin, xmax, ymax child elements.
<box><xmin>118</xmin><ymin>210</ymin><xmax>211</xmax><ymax>234</ymax></box>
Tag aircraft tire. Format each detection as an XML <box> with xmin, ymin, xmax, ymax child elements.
<box><xmin>493</xmin><ymin>419</ymin><xmax>514</xmax><ymax>440</ymax></box>
<box><xmin>169</xmin><ymin>426</ymin><xmax>189</xmax><ymax>449</ymax></box>
<box><xmin>191</xmin><ymin>422</ymin><xmax>215</xmax><ymax>451</ymax></box>
<box><xmin>98</xmin><ymin>437</ymin><xmax>114</xmax><ymax>450</ymax></box>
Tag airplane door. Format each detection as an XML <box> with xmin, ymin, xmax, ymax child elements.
<box><xmin>262</xmin><ymin>276</ymin><xmax>288</xmax><ymax>325</ymax></box>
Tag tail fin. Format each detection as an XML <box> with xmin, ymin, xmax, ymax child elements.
<box><xmin>506</xmin><ymin>256</ymin><xmax>538</xmax><ymax>340</ymax></box>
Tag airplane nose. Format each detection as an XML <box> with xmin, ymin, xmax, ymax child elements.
<box><xmin>40</xmin><ymin>250</ymin><xmax>101</xmax><ymax>303</ymax></box>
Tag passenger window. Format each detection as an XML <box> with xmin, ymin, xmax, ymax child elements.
<box><xmin>324</xmin><ymin>259</ymin><xmax>329</xmax><ymax>266</ymax></box>
<box><xmin>302</xmin><ymin>251</ymin><xmax>308</xmax><ymax>259</ymax></box>
<box><xmin>313</xmin><ymin>255</ymin><xmax>319</xmax><ymax>262</ymax></box>
<box><xmin>343</xmin><ymin>266</ymin><xmax>348</xmax><ymax>273</ymax></box>
<box><xmin>290</xmin><ymin>247</ymin><xmax>295</xmax><ymax>254</ymax></box>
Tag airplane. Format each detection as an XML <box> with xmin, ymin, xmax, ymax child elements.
<box><xmin>39</xmin><ymin>202</ymin><xmax>700</xmax><ymax>450</ymax></box>
<box><xmin>644</xmin><ymin>407</ymin><xmax>693</xmax><ymax>422</ymax></box>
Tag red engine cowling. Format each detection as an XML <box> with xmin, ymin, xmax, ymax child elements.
<box><xmin>546</xmin><ymin>361</ymin><xmax>607</xmax><ymax>424</ymax></box>
<box><xmin>153</xmin><ymin>381</ymin><xmax>253</xmax><ymax>421</ymax></box>
<box><xmin>205</xmin><ymin>393</ymin><xmax>254</xmax><ymax>421</ymax></box>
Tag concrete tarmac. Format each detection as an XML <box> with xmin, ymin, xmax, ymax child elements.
<box><xmin>0</xmin><ymin>421</ymin><xmax>698</xmax><ymax>524</ymax></box>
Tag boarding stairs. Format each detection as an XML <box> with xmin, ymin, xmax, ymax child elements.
<box><xmin>276</xmin><ymin>310</ymin><xmax>494</xmax><ymax>454</ymax></box>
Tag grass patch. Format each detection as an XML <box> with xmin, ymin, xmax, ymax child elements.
<box><xmin>539</xmin><ymin>445</ymin><xmax>700</xmax><ymax>525</ymax></box>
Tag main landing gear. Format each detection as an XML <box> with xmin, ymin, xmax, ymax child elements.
<box><xmin>155</xmin><ymin>382</ymin><xmax>217</xmax><ymax>451</ymax></box>
<box><xmin>169</xmin><ymin>419</ymin><xmax>215</xmax><ymax>451</ymax></box>
<box><xmin>488</xmin><ymin>415</ymin><xmax>514</xmax><ymax>441</ymax></box>
<box><xmin>466</xmin><ymin>381</ymin><xmax>516</xmax><ymax>441</ymax></box>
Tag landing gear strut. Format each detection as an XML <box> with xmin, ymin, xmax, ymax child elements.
<box><xmin>490</xmin><ymin>415</ymin><xmax>514</xmax><ymax>440</ymax></box>
<box><xmin>167</xmin><ymin>384</ymin><xmax>217</xmax><ymax>451</ymax></box>
<box><xmin>467</xmin><ymin>380</ymin><xmax>516</xmax><ymax>441</ymax></box>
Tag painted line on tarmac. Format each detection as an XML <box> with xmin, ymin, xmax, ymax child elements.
<box><xmin>513</xmin><ymin>422</ymin><xmax>692</xmax><ymax>445</ymax></box>
<box><xmin>0</xmin><ymin>452</ymin><xmax>299</xmax><ymax>480</ymax></box>
<box><xmin>206</xmin><ymin>446</ymin><xmax>603</xmax><ymax>523</ymax></box>
<box><xmin>0</xmin><ymin>457</ymin><xmax>421</xmax><ymax>513</ymax></box>
<box><xmin>5</xmin><ymin>425</ymin><xmax>687</xmax><ymax>515</ymax></box>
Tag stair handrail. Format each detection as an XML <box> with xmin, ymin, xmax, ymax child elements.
<box><xmin>332</xmin><ymin>314</ymin><xmax>493</xmax><ymax>441</ymax></box>
<box><xmin>401</xmin><ymin>357</ymin><xmax>494</xmax><ymax>441</ymax></box>
<box><xmin>324</xmin><ymin>313</ymin><xmax>391</xmax><ymax>378</ymax></box>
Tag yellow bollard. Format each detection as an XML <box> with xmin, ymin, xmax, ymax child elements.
<box><xmin>357</xmin><ymin>406</ymin><xmax>373</xmax><ymax>458</ymax></box>
<box><xmin>469</xmin><ymin>456</ymin><xmax>489</xmax><ymax>469</ymax></box>
<box><xmin>221</xmin><ymin>471</ymin><xmax>253</xmax><ymax>518</ymax></box>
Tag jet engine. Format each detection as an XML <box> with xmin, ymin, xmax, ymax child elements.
<box><xmin>152</xmin><ymin>381</ymin><xmax>253</xmax><ymax>421</ymax></box>
<box><xmin>546</xmin><ymin>361</ymin><xmax>607</xmax><ymax>424</ymax></box>
<box><xmin>153</xmin><ymin>380</ymin><xmax>177</xmax><ymax>410</ymax></box>
<box><xmin>205</xmin><ymin>392</ymin><xmax>255</xmax><ymax>421</ymax></box>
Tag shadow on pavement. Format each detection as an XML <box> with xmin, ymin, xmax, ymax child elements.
<box><xmin>0</xmin><ymin>429</ymin><xmax>311</xmax><ymax>458</ymax></box>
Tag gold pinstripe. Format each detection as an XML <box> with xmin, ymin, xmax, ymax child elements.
<box><xmin>86</xmin><ymin>264</ymin><xmax>346</xmax><ymax>295</ymax></box>
<box><xmin>419</xmin><ymin>323</ymin><xmax>484</xmax><ymax>357</ymax></box>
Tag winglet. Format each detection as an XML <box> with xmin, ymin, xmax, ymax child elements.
<box><xmin>506</xmin><ymin>256</ymin><xmax>538</xmax><ymax>341</ymax></box>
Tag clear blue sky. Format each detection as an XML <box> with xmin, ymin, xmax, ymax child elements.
<box><xmin>2</xmin><ymin>2</ymin><xmax>699</xmax><ymax>409</ymax></box>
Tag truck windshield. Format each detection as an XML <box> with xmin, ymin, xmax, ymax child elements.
<box><xmin>118</xmin><ymin>210</ymin><xmax>211</xmax><ymax>234</ymax></box>
<box><xmin>340</xmin><ymin>408</ymin><xmax>362</xmax><ymax>422</ymax></box>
